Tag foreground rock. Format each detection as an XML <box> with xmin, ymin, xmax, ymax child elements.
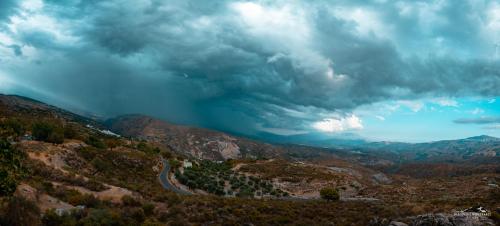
<box><xmin>410</xmin><ymin>213</ymin><xmax>495</xmax><ymax>226</ymax></box>
<box><xmin>369</xmin><ymin>213</ymin><xmax>495</xmax><ymax>226</ymax></box>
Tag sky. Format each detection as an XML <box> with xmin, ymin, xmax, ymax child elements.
<box><xmin>0</xmin><ymin>0</ymin><xmax>499</xmax><ymax>142</ymax></box>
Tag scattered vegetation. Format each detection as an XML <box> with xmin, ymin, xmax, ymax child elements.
<box><xmin>0</xmin><ymin>95</ymin><xmax>498</xmax><ymax>226</ymax></box>
<box><xmin>0</xmin><ymin>118</ymin><xmax>26</xmax><ymax>138</ymax></box>
<box><xmin>0</xmin><ymin>196</ymin><xmax>41</xmax><ymax>226</ymax></box>
<box><xmin>175</xmin><ymin>160</ymin><xmax>287</xmax><ymax>197</ymax></box>
<box><xmin>0</xmin><ymin>139</ymin><xmax>26</xmax><ymax>196</ymax></box>
<box><xmin>320</xmin><ymin>187</ymin><xmax>340</xmax><ymax>201</ymax></box>
<box><xmin>73</xmin><ymin>146</ymin><xmax>164</xmax><ymax>197</ymax></box>
<box><xmin>27</xmin><ymin>159</ymin><xmax>107</xmax><ymax>192</ymax></box>
<box><xmin>239</xmin><ymin>159</ymin><xmax>340</xmax><ymax>183</ymax></box>
<box><xmin>32</xmin><ymin>121</ymin><xmax>65</xmax><ymax>144</ymax></box>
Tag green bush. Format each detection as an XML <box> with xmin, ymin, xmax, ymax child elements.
<box><xmin>91</xmin><ymin>157</ymin><xmax>111</xmax><ymax>172</ymax></box>
<box><xmin>122</xmin><ymin>195</ymin><xmax>141</xmax><ymax>206</ymax></box>
<box><xmin>1</xmin><ymin>196</ymin><xmax>41</xmax><ymax>226</ymax></box>
<box><xmin>86</xmin><ymin>136</ymin><xmax>106</xmax><ymax>149</ymax></box>
<box><xmin>320</xmin><ymin>187</ymin><xmax>340</xmax><ymax>201</ymax></box>
<box><xmin>42</xmin><ymin>209</ymin><xmax>78</xmax><ymax>226</ymax></box>
<box><xmin>63</xmin><ymin>124</ymin><xmax>79</xmax><ymax>139</ymax></box>
<box><xmin>0</xmin><ymin>139</ymin><xmax>26</xmax><ymax>196</ymax></box>
<box><xmin>0</xmin><ymin>118</ymin><xmax>25</xmax><ymax>138</ymax></box>
<box><xmin>80</xmin><ymin>209</ymin><xmax>120</xmax><ymax>226</ymax></box>
<box><xmin>142</xmin><ymin>203</ymin><xmax>155</xmax><ymax>216</ymax></box>
<box><xmin>32</xmin><ymin>121</ymin><xmax>64</xmax><ymax>144</ymax></box>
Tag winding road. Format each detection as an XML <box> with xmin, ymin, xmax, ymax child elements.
<box><xmin>159</xmin><ymin>158</ymin><xmax>191</xmax><ymax>195</ymax></box>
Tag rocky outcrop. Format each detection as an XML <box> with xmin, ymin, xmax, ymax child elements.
<box><xmin>409</xmin><ymin>213</ymin><xmax>495</xmax><ymax>226</ymax></box>
<box><xmin>372</xmin><ymin>173</ymin><xmax>392</xmax><ymax>184</ymax></box>
<box><xmin>369</xmin><ymin>213</ymin><xmax>495</xmax><ymax>226</ymax></box>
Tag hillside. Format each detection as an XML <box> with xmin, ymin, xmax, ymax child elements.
<box><xmin>0</xmin><ymin>94</ymin><xmax>498</xmax><ymax>226</ymax></box>
<box><xmin>106</xmin><ymin>114</ymin><xmax>286</xmax><ymax>161</ymax></box>
<box><xmin>364</xmin><ymin>135</ymin><xmax>500</xmax><ymax>161</ymax></box>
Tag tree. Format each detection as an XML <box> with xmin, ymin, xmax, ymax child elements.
<box><xmin>160</xmin><ymin>150</ymin><xmax>172</xmax><ymax>159</ymax></box>
<box><xmin>0</xmin><ymin>139</ymin><xmax>25</xmax><ymax>196</ymax></box>
<box><xmin>168</xmin><ymin>159</ymin><xmax>181</xmax><ymax>170</ymax></box>
<box><xmin>122</xmin><ymin>195</ymin><xmax>141</xmax><ymax>206</ymax></box>
<box><xmin>91</xmin><ymin>157</ymin><xmax>110</xmax><ymax>172</ymax></box>
<box><xmin>86</xmin><ymin>136</ymin><xmax>106</xmax><ymax>149</ymax></box>
<box><xmin>42</xmin><ymin>209</ymin><xmax>78</xmax><ymax>226</ymax></box>
<box><xmin>32</xmin><ymin>121</ymin><xmax>64</xmax><ymax>144</ymax></box>
<box><xmin>105</xmin><ymin>138</ymin><xmax>120</xmax><ymax>150</ymax></box>
<box><xmin>79</xmin><ymin>209</ymin><xmax>120</xmax><ymax>226</ymax></box>
<box><xmin>142</xmin><ymin>203</ymin><xmax>155</xmax><ymax>216</ymax></box>
<box><xmin>63</xmin><ymin>124</ymin><xmax>79</xmax><ymax>139</ymax></box>
<box><xmin>320</xmin><ymin>187</ymin><xmax>340</xmax><ymax>201</ymax></box>
<box><xmin>1</xmin><ymin>196</ymin><xmax>41</xmax><ymax>226</ymax></box>
<box><xmin>0</xmin><ymin>118</ymin><xmax>25</xmax><ymax>138</ymax></box>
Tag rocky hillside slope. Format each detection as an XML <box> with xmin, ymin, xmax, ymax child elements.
<box><xmin>106</xmin><ymin>114</ymin><xmax>285</xmax><ymax>161</ymax></box>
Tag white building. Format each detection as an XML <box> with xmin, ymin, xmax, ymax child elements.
<box><xmin>183</xmin><ymin>160</ymin><xmax>193</xmax><ymax>168</ymax></box>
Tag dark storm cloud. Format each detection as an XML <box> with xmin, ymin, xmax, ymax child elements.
<box><xmin>1</xmin><ymin>0</ymin><xmax>500</xmax><ymax>135</ymax></box>
<box><xmin>454</xmin><ymin>117</ymin><xmax>500</xmax><ymax>124</ymax></box>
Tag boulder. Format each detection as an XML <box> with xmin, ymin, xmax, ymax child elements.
<box><xmin>389</xmin><ymin>221</ymin><xmax>408</xmax><ymax>226</ymax></box>
<box><xmin>409</xmin><ymin>213</ymin><xmax>495</xmax><ymax>226</ymax></box>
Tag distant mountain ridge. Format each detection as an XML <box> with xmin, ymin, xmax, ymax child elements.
<box><xmin>105</xmin><ymin>114</ymin><xmax>285</xmax><ymax>161</ymax></box>
<box><xmin>2</xmin><ymin>94</ymin><xmax>498</xmax><ymax>163</ymax></box>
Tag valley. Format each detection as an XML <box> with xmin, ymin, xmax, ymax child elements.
<box><xmin>0</xmin><ymin>94</ymin><xmax>498</xmax><ymax>226</ymax></box>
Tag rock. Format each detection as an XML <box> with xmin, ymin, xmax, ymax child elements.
<box><xmin>449</xmin><ymin>214</ymin><xmax>495</xmax><ymax>226</ymax></box>
<box><xmin>368</xmin><ymin>217</ymin><xmax>389</xmax><ymax>226</ymax></box>
<box><xmin>372</xmin><ymin>173</ymin><xmax>392</xmax><ymax>184</ymax></box>
<box><xmin>389</xmin><ymin>221</ymin><xmax>408</xmax><ymax>226</ymax></box>
<box><xmin>410</xmin><ymin>214</ymin><xmax>453</xmax><ymax>226</ymax></box>
<box><xmin>409</xmin><ymin>213</ymin><xmax>495</xmax><ymax>226</ymax></box>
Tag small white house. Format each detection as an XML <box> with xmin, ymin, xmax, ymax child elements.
<box><xmin>183</xmin><ymin>160</ymin><xmax>193</xmax><ymax>168</ymax></box>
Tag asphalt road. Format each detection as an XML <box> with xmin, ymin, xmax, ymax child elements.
<box><xmin>159</xmin><ymin>158</ymin><xmax>191</xmax><ymax>195</ymax></box>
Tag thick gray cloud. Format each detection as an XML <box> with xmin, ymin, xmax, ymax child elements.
<box><xmin>0</xmin><ymin>0</ymin><xmax>18</xmax><ymax>20</ymax></box>
<box><xmin>1</xmin><ymin>0</ymin><xmax>499</xmax><ymax>136</ymax></box>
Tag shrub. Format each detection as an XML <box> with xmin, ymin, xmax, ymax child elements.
<box><xmin>142</xmin><ymin>203</ymin><xmax>155</xmax><ymax>216</ymax></box>
<box><xmin>0</xmin><ymin>118</ymin><xmax>25</xmax><ymax>138</ymax></box>
<box><xmin>0</xmin><ymin>139</ymin><xmax>26</xmax><ymax>196</ymax></box>
<box><xmin>80</xmin><ymin>209</ymin><xmax>120</xmax><ymax>226</ymax></box>
<box><xmin>86</xmin><ymin>136</ymin><xmax>106</xmax><ymax>149</ymax></box>
<box><xmin>122</xmin><ymin>195</ymin><xmax>141</xmax><ymax>206</ymax></box>
<box><xmin>320</xmin><ymin>187</ymin><xmax>340</xmax><ymax>201</ymax></box>
<box><xmin>169</xmin><ymin>159</ymin><xmax>181</xmax><ymax>170</ymax></box>
<box><xmin>32</xmin><ymin>121</ymin><xmax>64</xmax><ymax>144</ymax></box>
<box><xmin>1</xmin><ymin>196</ymin><xmax>41</xmax><ymax>226</ymax></box>
<box><xmin>160</xmin><ymin>150</ymin><xmax>172</xmax><ymax>159</ymax></box>
<box><xmin>42</xmin><ymin>209</ymin><xmax>79</xmax><ymax>226</ymax></box>
<box><xmin>141</xmin><ymin>219</ymin><xmax>164</xmax><ymax>226</ymax></box>
<box><xmin>91</xmin><ymin>157</ymin><xmax>110</xmax><ymax>172</ymax></box>
<box><xmin>63</xmin><ymin>124</ymin><xmax>79</xmax><ymax>139</ymax></box>
<box><xmin>104</xmin><ymin>139</ymin><xmax>121</xmax><ymax>150</ymax></box>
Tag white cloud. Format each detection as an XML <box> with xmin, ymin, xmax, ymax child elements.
<box><xmin>312</xmin><ymin>115</ymin><xmax>363</xmax><ymax>133</ymax></box>
<box><xmin>398</xmin><ymin>100</ymin><xmax>424</xmax><ymax>112</ymax></box>
<box><xmin>432</xmin><ymin>98</ymin><xmax>458</xmax><ymax>107</ymax></box>
<box><xmin>7</xmin><ymin>3</ymin><xmax>80</xmax><ymax>47</ymax></box>
<box><xmin>21</xmin><ymin>0</ymin><xmax>43</xmax><ymax>11</ymax></box>
<box><xmin>470</xmin><ymin>108</ymin><xmax>485</xmax><ymax>115</ymax></box>
<box><xmin>267</xmin><ymin>53</ymin><xmax>286</xmax><ymax>63</ymax></box>
<box><xmin>485</xmin><ymin>2</ymin><xmax>500</xmax><ymax>41</ymax></box>
<box><xmin>256</xmin><ymin>124</ymin><xmax>308</xmax><ymax>136</ymax></box>
<box><xmin>488</xmin><ymin>98</ymin><xmax>496</xmax><ymax>104</ymax></box>
<box><xmin>375</xmin><ymin>115</ymin><xmax>386</xmax><ymax>121</ymax></box>
<box><xmin>231</xmin><ymin>2</ymin><xmax>345</xmax><ymax>84</ymax></box>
